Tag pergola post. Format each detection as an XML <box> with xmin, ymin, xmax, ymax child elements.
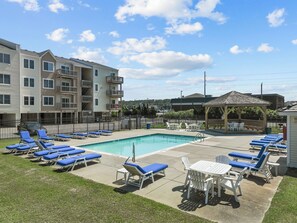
<box><xmin>224</xmin><ymin>106</ymin><xmax>228</xmax><ymax>133</ymax></box>
<box><xmin>205</xmin><ymin>106</ymin><xmax>210</xmax><ymax>130</ymax></box>
<box><xmin>259</xmin><ymin>106</ymin><xmax>267</xmax><ymax>132</ymax></box>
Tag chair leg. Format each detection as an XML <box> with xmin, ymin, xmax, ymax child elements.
<box><xmin>184</xmin><ymin>172</ymin><xmax>189</xmax><ymax>187</ymax></box>
<box><xmin>187</xmin><ymin>185</ymin><xmax>191</xmax><ymax>199</ymax></box>
<box><xmin>238</xmin><ymin>185</ymin><xmax>242</xmax><ymax>196</ymax></box>
<box><xmin>233</xmin><ymin>190</ymin><xmax>239</xmax><ymax>202</ymax></box>
<box><xmin>139</xmin><ymin>177</ymin><xmax>145</xmax><ymax>189</ymax></box>
<box><xmin>205</xmin><ymin>191</ymin><xmax>209</xmax><ymax>204</ymax></box>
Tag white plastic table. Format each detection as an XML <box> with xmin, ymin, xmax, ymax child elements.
<box><xmin>190</xmin><ymin>160</ymin><xmax>231</xmax><ymax>197</ymax></box>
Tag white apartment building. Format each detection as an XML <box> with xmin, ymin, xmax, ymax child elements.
<box><xmin>0</xmin><ymin>38</ymin><xmax>123</xmax><ymax>126</ymax></box>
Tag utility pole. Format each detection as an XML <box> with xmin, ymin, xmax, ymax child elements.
<box><xmin>204</xmin><ymin>71</ymin><xmax>206</xmax><ymax>97</ymax></box>
<box><xmin>180</xmin><ymin>90</ymin><xmax>183</xmax><ymax>111</ymax></box>
<box><xmin>261</xmin><ymin>82</ymin><xmax>263</xmax><ymax>99</ymax></box>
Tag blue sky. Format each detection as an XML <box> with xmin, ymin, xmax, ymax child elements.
<box><xmin>1</xmin><ymin>0</ymin><xmax>297</xmax><ymax>101</ymax></box>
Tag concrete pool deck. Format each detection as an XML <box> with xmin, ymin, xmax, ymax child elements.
<box><xmin>32</xmin><ymin>130</ymin><xmax>289</xmax><ymax>222</ymax></box>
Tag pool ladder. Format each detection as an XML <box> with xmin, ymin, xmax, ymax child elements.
<box><xmin>195</xmin><ymin>132</ymin><xmax>205</xmax><ymax>142</ymax></box>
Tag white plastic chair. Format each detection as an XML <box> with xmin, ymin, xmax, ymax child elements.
<box><xmin>215</xmin><ymin>155</ymin><xmax>231</xmax><ymax>165</ymax></box>
<box><xmin>219</xmin><ymin>167</ymin><xmax>247</xmax><ymax>202</ymax></box>
<box><xmin>181</xmin><ymin>156</ymin><xmax>191</xmax><ymax>187</ymax></box>
<box><xmin>187</xmin><ymin>170</ymin><xmax>214</xmax><ymax>204</ymax></box>
<box><xmin>238</xmin><ymin>122</ymin><xmax>245</xmax><ymax>131</ymax></box>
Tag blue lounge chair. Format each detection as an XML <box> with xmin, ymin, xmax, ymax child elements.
<box><xmin>249</xmin><ymin>141</ymin><xmax>287</xmax><ymax>153</ymax></box>
<box><xmin>36</xmin><ymin>140</ymin><xmax>70</xmax><ymax>150</ymax></box>
<box><xmin>43</xmin><ymin>149</ymin><xmax>86</xmax><ymax>164</ymax></box>
<box><xmin>37</xmin><ymin>129</ymin><xmax>54</xmax><ymax>141</ymax></box>
<box><xmin>229</xmin><ymin>144</ymin><xmax>268</xmax><ymax>161</ymax></box>
<box><xmin>6</xmin><ymin>142</ymin><xmax>53</xmax><ymax>154</ymax></box>
<box><xmin>123</xmin><ymin>162</ymin><xmax>168</xmax><ymax>189</ymax></box>
<box><xmin>88</xmin><ymin>131</ymin><xmax>101</xmax><ymax>137</ymax></box>
<box><xmin>229</xmin><ymin>152</ymin><xmax>272</xmax><ymax>182</ymax></box>
<box><xmin>20</xmin><ymin>130</ymin><xmax>35</xmax><ymax>143</ymax></box>
<box><xmin>72</xmin><ymin>132</ymin><xmax>88</xmax><ymax>139</ymax></box>
<box><xmin>99</xmin><ymin>130</ymin><xmax>112</xmax><ymax>136</ymax></box>
<box><xmin>55</xmin><ymin>134</ymin><xmax>72</xmax><ymax>141</ymax></box>
<box><xmin>56</xmin><ymin>153</ymin><xmax>102</xmax><ymax>171</ymax></box>
<box><xmin>34</xmin><ymin>147</ymin><xmax>75</xmax><ymax>158</ymax></box>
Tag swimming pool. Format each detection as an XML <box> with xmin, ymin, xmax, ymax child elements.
<box><xmin>80</xmin><ymin>133</ymin><xmax>199</xmax><ymax>157</ymax></box>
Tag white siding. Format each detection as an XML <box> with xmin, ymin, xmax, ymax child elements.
<box><xmin>288</xmin><ymin>115</ymin><xmax>297</xmax><ymax>167</ymax></box>
<box><xmin>20</xmin><ymin>52</ymin><xmax>41</xmax><ymax>113</ymax></box>
<box><xmin>0</xmin><ymin>44</ymin><xmax>20</xmax><ymax>119</ymax></box>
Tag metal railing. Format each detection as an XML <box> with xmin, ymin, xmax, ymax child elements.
<box><xmin>56</xmin><ymin>69</ymin><xmax>78</xmax><ymax>78</ymax></box>
<box><xmin>106</xmin><ymin>76</ymin><xmax>124</xmax><ymax>84</ymax></box>
<box><xmin>106</xmin><ymin>90</ymin><xmax>124</xmax><ymax>97</ymax></box>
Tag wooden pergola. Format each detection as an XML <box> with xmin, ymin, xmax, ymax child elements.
<box><xmin>203</xmin><ymin>91</ymin><xmax>270</xmax><ymax>133</ymax></box>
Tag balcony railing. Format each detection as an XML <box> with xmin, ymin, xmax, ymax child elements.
<box><xmin>106</xmin><ymin>103</ymin><xmax>121</xmax><ymax>110</ymax></box>
<box><xmin>56</xmin><ymin>69</ymin><xmax>78</xmax><ymax>78</ymax></box>
<box><xmin>106</xmin><ymin>75</ymin><xmax>124</xmax><ymax>84</ymax></box>
<box><xmin>106</xmin><ymin>90</ymin><xmax>124</xmax><ymax>98</ymax></box>
<box><xmin>82</xmin><ymin>80</ymin><xmax>92</xmax><ymax>88</ymax></box>
<box><xmin>57</xmin><ymin>103</ymin><xmax>77</xmax><ymax>109</ymax></box>
<box><xmin>82</xmin><ymin>95</ymin><xmax>92</xmax><ymax>102</ymax></box>
<box><xmin>57</xmin><ymin>86</ymin><xmax>77</xmax><ymax>93</ymax></box>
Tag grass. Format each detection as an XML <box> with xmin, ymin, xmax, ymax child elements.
<box><xmin>263</xmin><ymin>168</ymin><xmax>297</xmax><ymax>223</ymax></box>
<box><xmin>0</xmin><ymin>138</ymin><xmax>210</xmax><ymax>223</ymax></box>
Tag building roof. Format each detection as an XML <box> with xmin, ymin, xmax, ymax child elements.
<box><xmin>0</xmin><ymin>38</ymin><xmax>19</xmax><ymax>50</ymax></box>
<box><xmin>70</xmin><ymin>58</ymin><xmax>118</xmax><ymax>71</ymax></box>
<box><xmin>203</xmin><ymin>91</ymin><xmax>270</xmax><ymax>107</ymax></box>
<box><xmin>185</xmin><ymin>93</ymin><xmax>205</xmax><ymax>98</ymax></box>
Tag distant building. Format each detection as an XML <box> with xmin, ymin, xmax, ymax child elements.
<box><xmin>252</xmin><ymin>94</ymin><xmax>284</xmax><ymax>110</ymax></box>
<box><xmin>171</xmin><ymin>93</ymin><xmax>216</xmax><ymax>112</ymax></box>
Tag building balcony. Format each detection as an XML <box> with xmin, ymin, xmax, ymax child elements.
<box><xmin>106</xmin><ymin>103</ymin><xmax>121</xmax><ymax>110</ymax></box>
<box><xmin>57</xmin><ymin>86</ymin><xmax>77</xmax><ymax>93</ymax></box>
<box><xmin>82</xmin><ymin>95</ymin><xmax>92</xmax><ymax>103</ymax></box>
<box><xmin>106</xmin><ymin>75</ymin><xmax>124</xmax><ymax>84</ymax></box>
<box><xmin>56</xmin><ymin>69</ymin><xmax>78</xmax><ymax>78</ymax></box>
<box><xmin>82</xmin><ymin>80</ymin><xmax>92</xmax><ymax>88</ymax></box>
<box><xmin>106</xmin><ymin>90</ymin><xmax>124</xmax><ymax>98</ymax></box>
<box><xmin>57</xmin><ymin>103</ymin><xmax>77</xmax><ymax>109</ymax></box>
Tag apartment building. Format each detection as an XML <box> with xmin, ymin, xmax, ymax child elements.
<box><xmin>0</xmin><ymin>38</ymin><xmax>123</xmax><ymax>125</ymax></box>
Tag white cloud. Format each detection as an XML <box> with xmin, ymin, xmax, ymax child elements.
<box><xmin>257</xmin><ymin>43</ymin><xmax>274</xmax><ymax>53</ymax></box>
<box><xmin>267</xmin><ymin>8</ymin><xmax>285</xmax><ymax>27</ymax></box>
<box><xmin>7</xmin><ymin>0</ymin><xmax>40</xmax><ymax>11</ymax></box>
<box><xmin>194</xmin><ymin>0</ymin><xmax>226</xmax><ymax>24</ymax></box>
<box><xmin>48</xmin><ymin>0</ymin><xmax>68</xmax><ymax>13</ymax></box>
<box><xmin>229</xmin><ymin>45</ymin><xmax>250</xmax><ymax>55</ymax></box>
<box><xmin>71</xmin><ymin>47</ymin><xmax>106</xmax><ymax>64</ymax></box>
<box><xmin>45</xmin><ymin>28</ymin><xmax>69</xmax><ymax>42</ymax></box>
<box><xmin>119</xmin><ymin>51</ymin><xmax>212</xmax><ymax>79</ymax></box>
<box><xmin>108</xmin><ymin>36</ymin><xmax>166</xmax><ymax>56</ymax></box>
<box><xmin>165</xmin><ymin>22</ymin><xmax>203</xmax><ymax>35</ymax></box>
<box><xmin>77</xmin><ymin>0</ymin><xmax>98</xmax><ymax>10</ymax></box>
<box><xmin>292</xmin><ymin>39</ymin><xmax>297</xmax><ymax>45</ymax></box>
<box><xmin>109</xmin><ymin>31</ymin><xmax>120</xmax><ymax>38</ymax></box>
<box><xmin>79</xmin><ymin>30</ymin><xmax>96</xmax><ymax>42</ymax></box>
<box><xmin>115</xmin><ymin>0</ymin><xmax>226</xmax><ymax>24</ymax></box>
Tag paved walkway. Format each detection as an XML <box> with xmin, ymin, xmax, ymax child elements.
<box><xmin>53</xmin><ymin>129</ymin><xmax>286</xmax><ymax>223</ymax></box>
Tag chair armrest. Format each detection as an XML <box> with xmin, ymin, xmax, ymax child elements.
<box><xmin>144</xmin><ymin>171</ymin><xmax>153</xmax><ymax>176</ymax></box>
<box><xmin>228</xmin><ymin>170</ymin><xmax>239</xmax><ymax>177</ymax></box>
<box><xmin>205</xmin><ymin>177</ymin><xmax>213</xmax><ymax>183</ymax></box>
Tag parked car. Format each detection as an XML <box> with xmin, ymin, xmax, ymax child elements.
<box><xmin>17</xmin><ymin>121</ymin><xmax>47</xmax><ymax>135</ymax></box>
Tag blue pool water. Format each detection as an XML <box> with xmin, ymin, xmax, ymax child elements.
<box><xmin>80</xmin><ymin>133</ymin><xmax>198</xmax><ymax>157</ymax></box>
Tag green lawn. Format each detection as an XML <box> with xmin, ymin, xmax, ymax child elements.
<box><xmin>263</xmin><ymin>168</ymin><xmax>297</xmax><ymax>223</ymax></box>
<box><xmin>0</xmin><ymin>138</ymin><xmax>210</xmax><ymax>223</ymax></box>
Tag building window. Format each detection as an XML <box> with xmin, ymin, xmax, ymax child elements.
<box><xmin>43</xmin><ymin>61</ymin><xmax>54</xmax><ymax>72</ymax></box>
<box><xmin>0</xmin><ymin>94</ymin><xmax>10</xmax><ymax>105</ymax></box>
<box><xmin>110</xmin><ymin>72</ymin><xmax>115</xmax><ymax>76</ymax></box>
<box><xmin>43</xmin><ymin>79</ymin><xmax>54</xmax><ymax>89</ymax></box>
<box><xmin>43</xmin><ymin>96</ymin><xmax>54</xmax><ymax>106</ymax></box>
<box><xmin>61</xmin><ymin>65</ymin><xmax>70</xmax><ymax>74</ymax></box>
<box><xmin>0</xmin><ymin>74</ymin><xmax>10</xmax><ymax>84</ymax></box>
<box><xmin>95</xmin><ymin>69</ymin><xmax>98</xmax><ymax>76</ymax></box>
<box><xmin>95</xmin><ymin>98</ymin><xmax>98</xmax><ymax>106</ymax></box>
<box><xmin>0</xmin><ymin>53</ymin><xmax>10</xmax><ymax>64</ymax></box>
<box><xmin>95</xmin><ymin>84</ymin><xmax>99</xmax><ymax>92</ymax></box>
<box><xmin>24</xmin><ymin>77</ymin><xmax>34</xmax><ymax>87</ymax></box>
<box><xmin>24</xmin><ymin>96</ymin><xmax>34</xmax><ymax>105</ymax></box>
<box><xmin>24</xmin><ymin>59</ymin><xmax>34</xmax><ymax>69</ymax></box>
